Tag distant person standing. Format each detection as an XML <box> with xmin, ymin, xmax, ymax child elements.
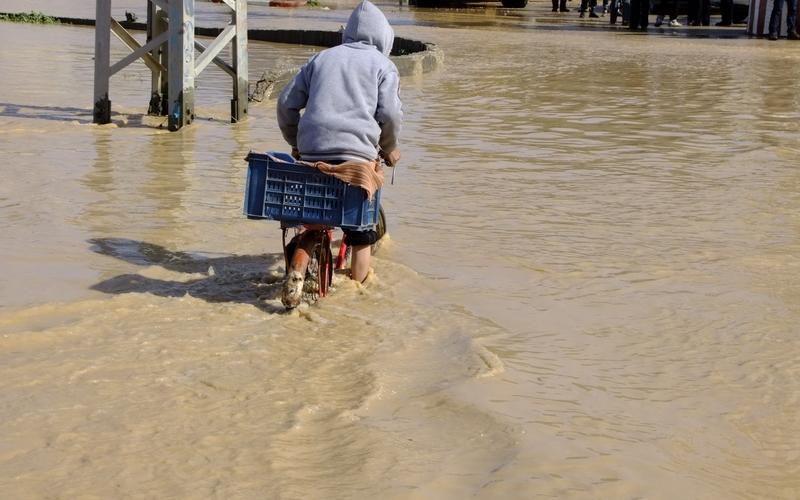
<box><xmin>579</xmin><ymin>0</ymin><xmax>600</xmax><ymax>17</ymax></box>
<box><xmin>628</xmin><ymin>0</ymin><xmax>650</xmax><ymax>29</ymax></box>
<box><xmin>767</xmin><ymin>0</ymin><xmax>799</xmax><ymax>40</ymax></box>
<box><xmin>715</xmin><ymin>0</ymin><xmax>733</xmax><ymax>25</ymax></box>
<box><xmin>552</xmin><ymin>0</ymin><xmax>570</xmax><ymax>12</ymax></box>
<box><xmin>688</xmin><ymin>0</ymin><xmax>710</xmax><ymax>25</ymax></box>
<box><xmin>654</xmin><ymin>0</ymin><xmax>682</xmax><ymax>26</ymax></box>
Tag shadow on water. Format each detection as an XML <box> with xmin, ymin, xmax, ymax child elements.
<box><xmin>89</xmin><ymin>237</ymin><xmax>287</xmax><ymax>313</ymax></box>
<box><xmin>0</xmin><ymin>102</ymin><xmax>162</xmax><ymax>128</ymax></box>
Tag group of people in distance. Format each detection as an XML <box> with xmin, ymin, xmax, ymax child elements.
<box><xmin>628</xmin><ymin>0</ymin><xmax>728</xmax><ymax>29</ymax></box>
<box><xmin>552</xmin><ymin>0</ymin><xmax>798</xmax><ymax>40</ymax></box>
<box><xmin>550</xmin><ymin>0</ymin><xmax>614</xmax><ymax>17</ymax></box>
<box><xmin>766</xmin><ymin>0</ymin><xmax>799</xmax><ymax>39</ymax></box>
<box><xmin>550</xmin><ymin>0</ymin><xmax>726</xmax><ymax>25</ymax></box>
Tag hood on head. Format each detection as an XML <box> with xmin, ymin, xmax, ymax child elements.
<box><xmin>342</xmin><ymin>0</ymin><xmax>394</xmax><ymax>56</ymax></box>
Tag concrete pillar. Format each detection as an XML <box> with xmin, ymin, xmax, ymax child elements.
<box><xmin>147</xmin><ymin>2</ymin><xmax>169</xmax><ymax>115</ymax></box>
<box><xmin>93</xmin><ymin>0</ymin><xmax>112</xmax><ymax>124</ymax></box>
<box><xmin>231</xmin><ymin>0</ymin><xmax>248</xmax><ymax>123</ymax></box>
<box><xmin>168</xmin><ymin>0</ymin><xmax>195</xmax><ymax>131</ymax></box>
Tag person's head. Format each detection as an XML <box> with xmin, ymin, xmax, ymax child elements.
<box><xmin>342</xmin><ymin>0</ymin><xmax>394</xmax><ymax>56</ymax></box>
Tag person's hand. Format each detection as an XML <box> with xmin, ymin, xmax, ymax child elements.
<box><xmin>291</xmin><ymin>147</ymin><xmax>301</xmax><ymax>160</ymax></box>
<box><xmin>382</xmin><ymin>149</ymin><xmax>400</xmax><ymax>166</ymax></box>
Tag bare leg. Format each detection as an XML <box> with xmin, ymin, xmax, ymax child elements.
<box><xmin>281</xmin><ymin>231</ymin><xmax>317</xmax><ymax>308</ymax></box>
<box><xmin>288</xmin><ymin>232</ymin><xmax>316</xmax><ymax>274</ymax></box>
<box><xmin>350</xmin><ymin>244</ymin><xmax>371</xmax><ymax>283</ymax></box>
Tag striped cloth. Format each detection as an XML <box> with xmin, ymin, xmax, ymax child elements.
<box><xmin>301</xmin><ymin>159</ymin><xmax>385</xmax><ymax>201</ymax></box>
<box><xmin>748</xmin><ymin>0</ymin><xmax>800</xmax><ymax>35</ymax></box>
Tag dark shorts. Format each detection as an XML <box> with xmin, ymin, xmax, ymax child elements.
<box><xmin>342</xmin><ymin>227</ymin><xmax>378</xmax><ymax>246</ymax></box>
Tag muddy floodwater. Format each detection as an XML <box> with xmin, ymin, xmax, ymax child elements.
<box><xmin>2</xmin><ymin>1</ymin><xmax>800</xmax><ymax>498</ymax></box>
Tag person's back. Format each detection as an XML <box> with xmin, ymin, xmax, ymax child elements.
<box><xmin>277</xmin><ymin>0</ymin><xmax>402</xmax><ymax>164</ymax></box>
<box><xmin>275</xmin><ymin>0</ymin><xmax>403</xmax><ymax>307</ymax></box>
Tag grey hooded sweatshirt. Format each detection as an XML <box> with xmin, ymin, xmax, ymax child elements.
<box><xmin>277</xmin><ymin>1</ymin><xmax>403</xmax><ymax>163</ymax></box>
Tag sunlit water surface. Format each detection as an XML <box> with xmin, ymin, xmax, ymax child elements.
<box><xmin>1</xmin><ymin>3</ymin><xmax>800</xmax><ymax>498</ymax></box>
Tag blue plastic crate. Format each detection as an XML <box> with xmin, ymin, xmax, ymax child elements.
<box><xmin>244</xmin><ymin>151</ymin><xmax>381</xmax><ymax>230</ymax></box>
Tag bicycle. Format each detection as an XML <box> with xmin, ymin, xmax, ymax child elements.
<box><xmin>280</xmin><ymin>206</ymin><xmax>387</xmax><ymax>308</ymax></box>
<box><xmin>244</xmin><ymin>151</ymin><xmax>388</xmax><ymax>309</ymax></box>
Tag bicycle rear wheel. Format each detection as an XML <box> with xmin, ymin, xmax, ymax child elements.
<box><xmin>375</xmin><ymin>206</ymin><xmax>387</xmax><ymax>243</ymax></box>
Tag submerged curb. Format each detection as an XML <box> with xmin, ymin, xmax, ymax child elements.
<box><xmin>247</xmin><ymin>28</ymin><xmax>443</xmax><ymax>100</ymax></box>
<box><xmin>0</xmin><ymin>12</ymin><xmax>443</xmax><ymax>100</ymax></box>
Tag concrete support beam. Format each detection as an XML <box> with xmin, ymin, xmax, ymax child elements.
<box><xmin>109</xmin><ymin>21</ymin><xmax>167</xmax><ymax>76</ymax></box>
<box><xmin>194</xmin><ymin>40</ymin><xmax>236</xmax><ymax>77</ymax></box>
<box><xmin>194</xmin><ymin>24</ymin><xmax>236</xmax><ymax>76</ymax></box>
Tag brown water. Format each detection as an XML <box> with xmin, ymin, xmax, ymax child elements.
<box><xmin>2</xmin><ymin>2</ymin><xmax>800</xmax><ymax>498</ymax></box>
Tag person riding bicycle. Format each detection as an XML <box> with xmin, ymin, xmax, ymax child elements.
<box><xmin>276</xmin><ymin>0</ymin><xmax>403</xmax><ymax>308</ymax></box>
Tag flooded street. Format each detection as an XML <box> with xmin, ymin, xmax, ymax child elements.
<box><xmin>2</xmin><ymin>2</ymin><xmax>800</xmax><ymax>498</ymax></box>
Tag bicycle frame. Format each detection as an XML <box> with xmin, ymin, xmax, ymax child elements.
<box><xmin>281</xmin><ymin>224</ymin><xmax>342</xmax><ymax>299</ymax></box>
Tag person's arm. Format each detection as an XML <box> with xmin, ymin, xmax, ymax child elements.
<box><xmin>277</xmin><ymin>61</ymin><xmax>313</xmax><ymax>149</ymax></box>
<box><xmin>375</xmin><ymin>68</ymin><xmax>403</xmax><ymax>165</ymax></box>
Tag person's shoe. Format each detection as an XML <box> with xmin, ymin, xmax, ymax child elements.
<box><xmin>281</xmin><ymin>270</ymin><xmax>304</xmax><ymax>309</ymax></box>
<box><xmin>788</xmin><ymin>30</ymin><xmax>800</xmax><ymax>40</ymax></box>
<box><xmin>579</xmin><ymin>11</ymin><xmax>585</xmax><ymax>17</ymax></box>
<box><xmin>589</xmin><ymin>10</ymin><xmax>599</xmax><ymax>17</ymax></box>
<box><xmin>669</xmin><ymin>19</ymin><xmax>682</xmax><ymax>26</ymax></box>
<box><xmin>689</xmin><ymin>20</ymin><xmax>701</xmax><ymax>26</ymax></box>
<box><xmin>768</xmin><ymin>32</ymin><xmax>779</xmax><ymax>40</ymax></box>
<box><xmin>715</xmin><ymin>21</ymin><xmax>731</xmax><ymax>26</ymax></box>
<box><xmin>654</xmin><ymin>15</ymin><xmax>664</xmax><ymax>26</ymax></box>
<box><xmin>552</xmin><ymin>7</ymin><xmax>559</xmax><ymax>11</ymax></box>
<box><xmin>560</xmin><ymin>7</ymin><xmax>571</xmax><ymax>11</ymax></box>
